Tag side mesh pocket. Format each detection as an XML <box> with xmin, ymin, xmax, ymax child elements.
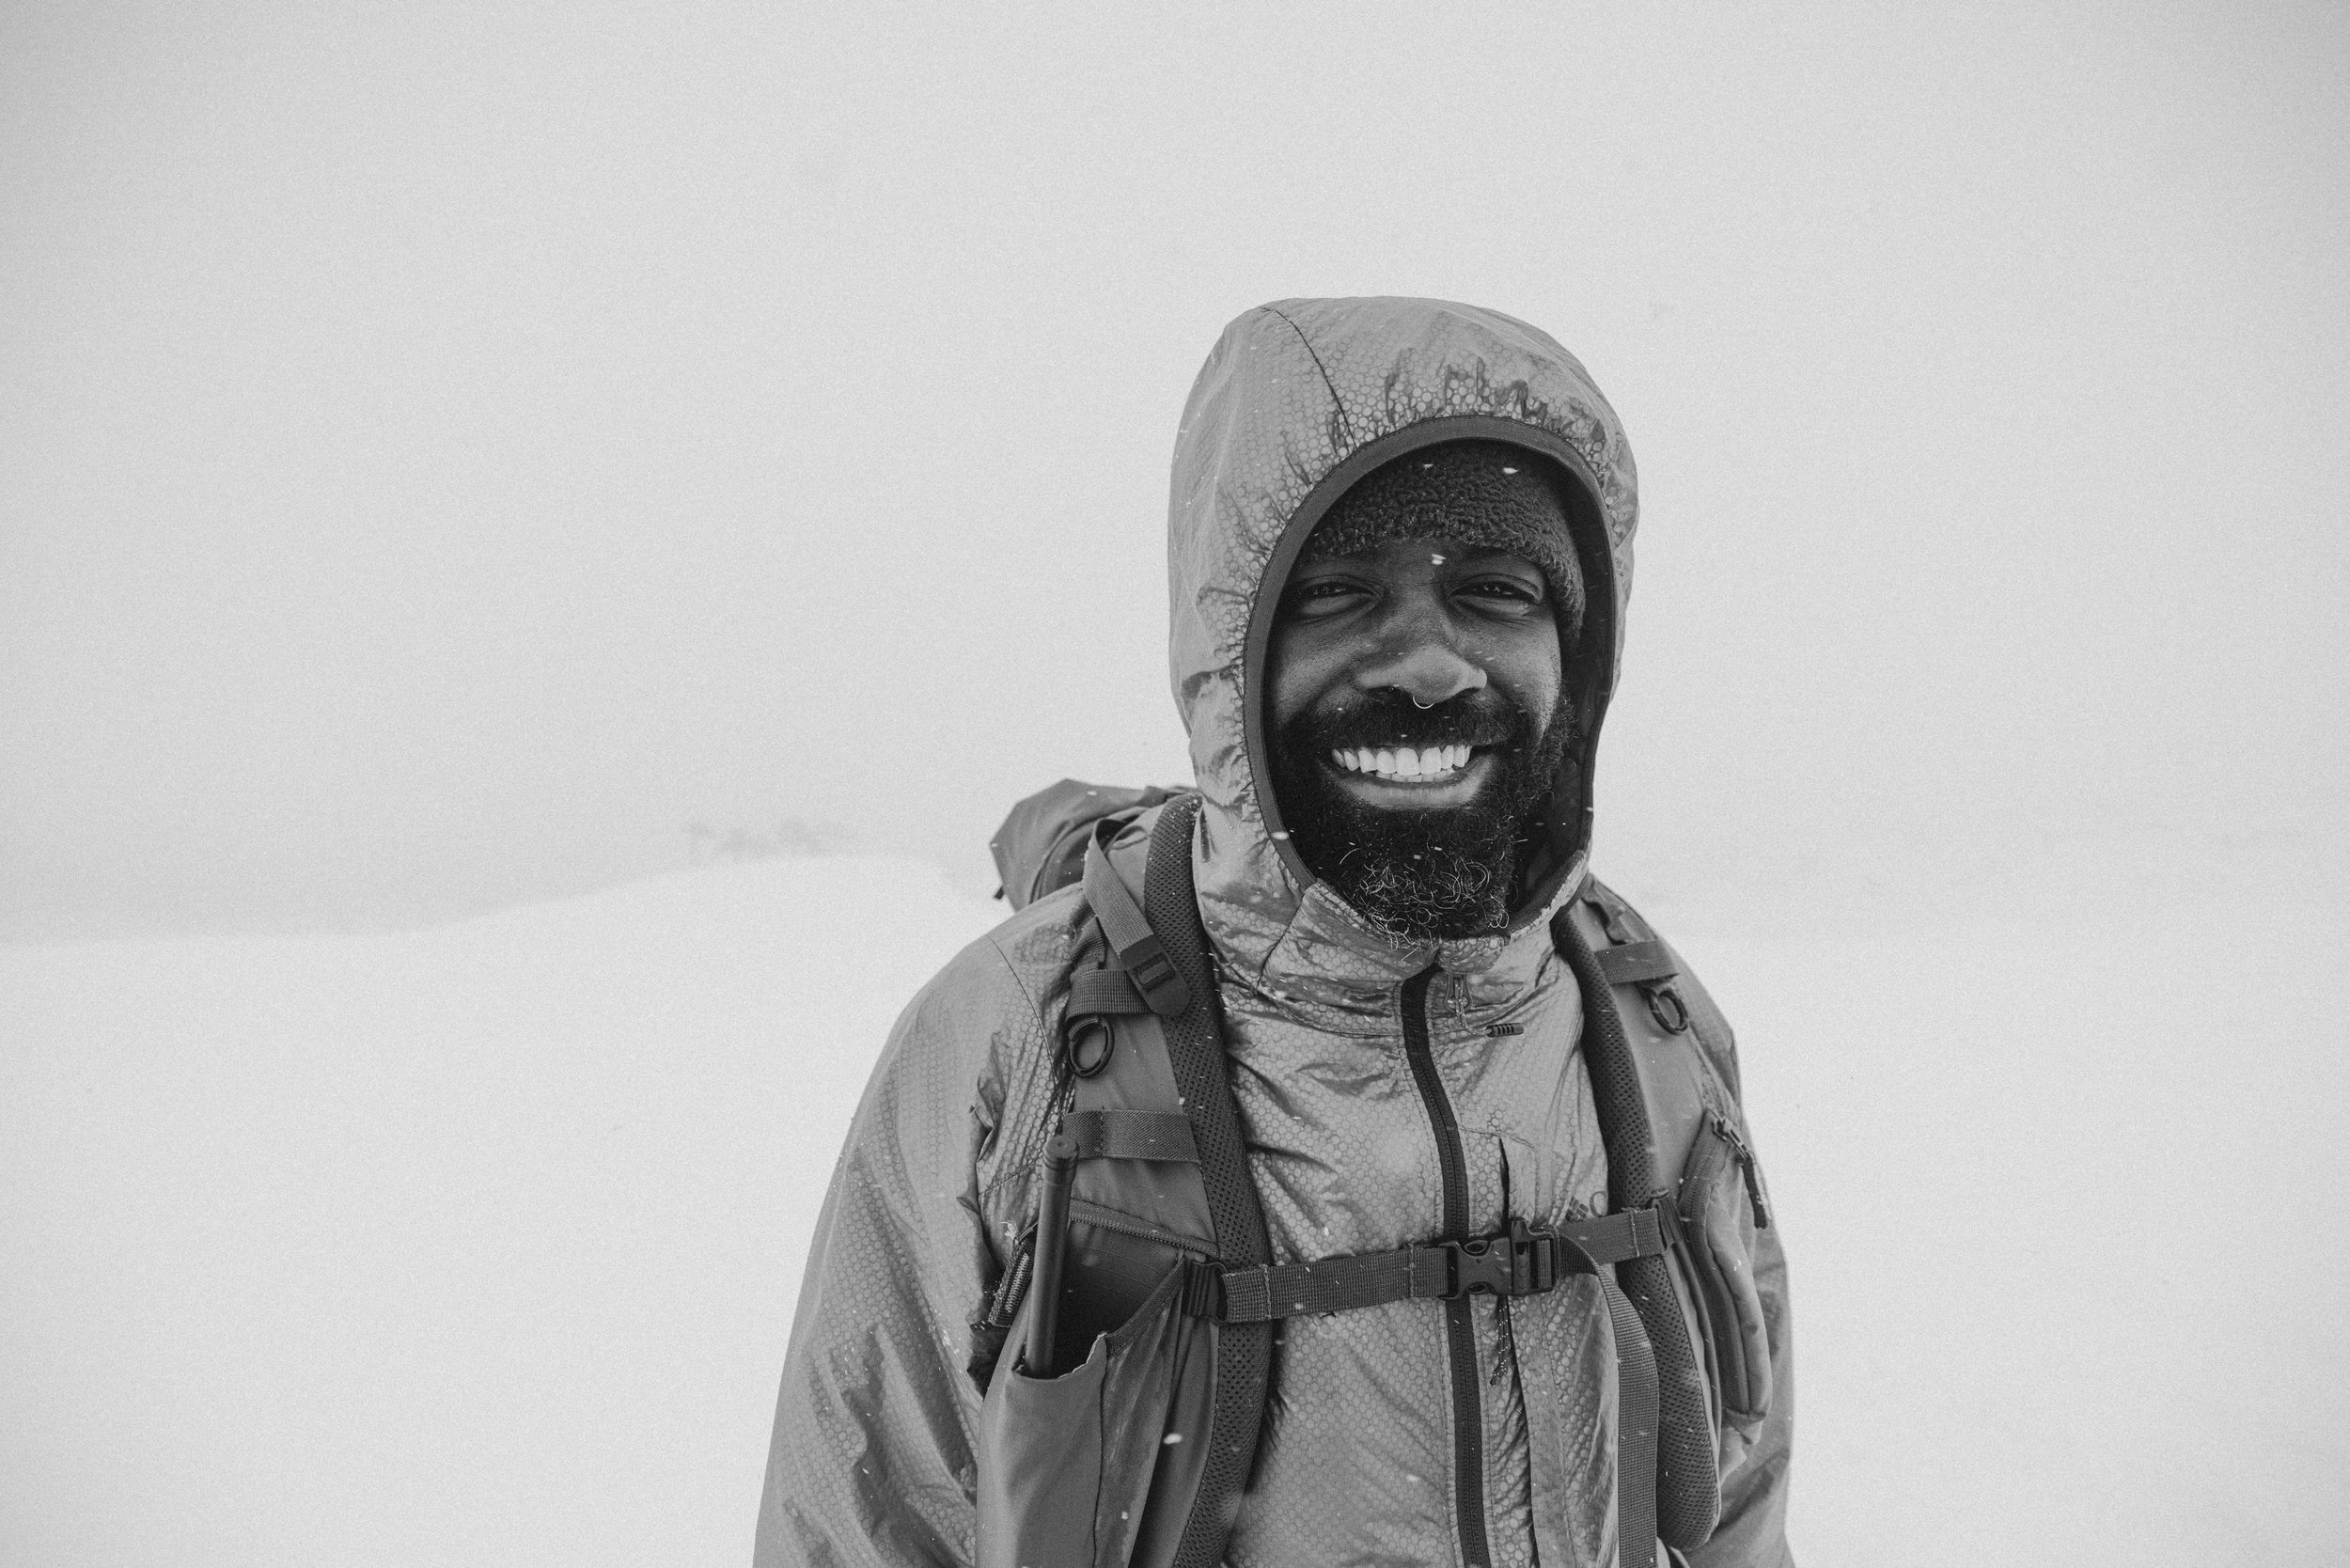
<box><xmin>975</xmin><ymin>1259</ymin><xmax>1192</xmax><ymax>1568</ymax></box>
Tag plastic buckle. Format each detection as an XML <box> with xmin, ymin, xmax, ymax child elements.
<box><xmin>1445</xmin><ymin>1237</ymin><xmax>1513</xmax><ymax>1297</ymax></box>
<box><xmin>1440</xmin><ymin>1219</ymin><xmax>1559</xmax><ymax>1298</ymax></box>
<box><xmin>1509</xmin><ymin>1218</ymin><xmax>1559</xmax><ymax>1294</ymax></box>
<box><xmin>1123</xmin><ymin>942</ymin><xmax>1191</xmax><ymax>1016</ymax></box>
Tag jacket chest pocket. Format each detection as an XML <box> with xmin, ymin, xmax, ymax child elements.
<box><xmin>1672</xmin><ymin>1106</ymin><xmax>1775</xmax><ymax>1446</ymax></box>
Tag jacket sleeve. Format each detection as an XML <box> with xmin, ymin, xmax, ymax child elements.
<box><xmin>1679</xmin><ymin>973</ymin><xmax>1796</xmax><ymax>1568</ymax></box>
<box><xmin>754</xmin><ymin>942</ymin><xmax>1038</xmax><ymax>1568</ymax></box>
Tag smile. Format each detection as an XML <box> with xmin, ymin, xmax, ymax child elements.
<box><xmin>1328</xmin><ymin>744</ymin><xmax>1475</xmax><ymax>783</ymax></box>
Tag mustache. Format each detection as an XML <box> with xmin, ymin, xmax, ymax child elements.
<box><xmin>1282</xmin><ymin>687</ymin><xmax>1531</xmax><ymax>756</ymax></box>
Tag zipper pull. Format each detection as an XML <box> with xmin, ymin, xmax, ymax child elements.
<box><xmin>1450</xmin><ymin>971</ymin><xmax>1470</xmax><ymax>1025</ymax></box>
<box><xmin>1489</xmin><ymin>1294</ymin><xmax>1516</xmax><ymax>1386</ymax></box>
<box><xmin>1711</xmin><ymin>1111</ymin><xmax>1773</xmax><ymax>1230</ymax></box>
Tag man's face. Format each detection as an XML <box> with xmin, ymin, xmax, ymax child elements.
<box><xmin>1266</xmin><ymin>535</ymin><xmax>1568</xmax><ymax>940</ymax></box>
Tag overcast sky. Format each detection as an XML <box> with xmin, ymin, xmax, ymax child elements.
<box><xmin>5</xmin><ymin>1</ymin><xmax>2345</xmax><ymax>939</ymax></box>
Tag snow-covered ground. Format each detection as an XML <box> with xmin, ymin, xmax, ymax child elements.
<box><xmin>4</xmin><ymin>853</ymin><xmax>2343</xmax><ymax>1565</ymax></box>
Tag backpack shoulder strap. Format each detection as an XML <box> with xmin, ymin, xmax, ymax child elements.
<box><xmin>1554</xmin><ymin>885</ymin><xmax>1724</xmax><ymax>1555</ymax></box>
<box><xmin>1136</xmin><ymin>794</ymin><xmax>1275</xmax><ymax>1568</ymax></box>
<box><xmin>1083</xmin><ymin>821</ymin><xmax>1191</xmax><ymax>1018</ymax></box>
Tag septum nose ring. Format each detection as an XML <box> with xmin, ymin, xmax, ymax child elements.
<box><xmin>1407</xmin><ymin>669</ymin><xmax>1486</xmax><ymax>711</ymax></box>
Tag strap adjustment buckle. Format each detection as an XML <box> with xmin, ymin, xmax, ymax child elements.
<box><xmin>1181</xmin><ymin>1259</ymin><xmax>1227</xmax><ymax>1318</ymax></box>
<box><xmin>1434</xmin><ymin>1218</ymin><xmax>1559</xmax><ymax>1300</ymax></box>
<box><xmin>1124</xmin><ymin>941</ymin><xmax>1187</xmax><ymax>1012</ymax></box>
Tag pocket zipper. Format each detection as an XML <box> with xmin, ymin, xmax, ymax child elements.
<box><xmin>1708</xmin><ymin>1111</ymin><xmax>1772</xmax><ymax>1230</ymax></box>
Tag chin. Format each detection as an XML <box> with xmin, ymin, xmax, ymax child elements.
<box><xmin>1276</xmin><ymin>768</ymin><xmax>1525</xmax><ymax>944</ymax></box>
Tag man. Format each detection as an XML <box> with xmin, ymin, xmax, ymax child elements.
<box><xmin>756</xmin><ymin>297</ymin><xmax>1794</xmax><ymax>1567</ymax></box>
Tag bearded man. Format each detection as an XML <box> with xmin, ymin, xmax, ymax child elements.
<box><xmin>756</xmin><ymin>297</ymin><xmax>1795</xmax><ymax>1568</ymax></box>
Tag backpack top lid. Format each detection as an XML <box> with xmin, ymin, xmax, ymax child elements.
<box><xmin>989</xmin><ymin>780</ymin><xmax>1183</xmax><ymax>909</ymax></box>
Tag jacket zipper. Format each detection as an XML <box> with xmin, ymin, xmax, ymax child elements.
<box><xmin>1400</xmin><ymin>967</ymin><xmax>1490</xmax><ymax>1568</ymax></box>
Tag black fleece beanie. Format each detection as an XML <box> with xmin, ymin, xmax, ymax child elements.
<box><xmin>1303</xmin><ymin>439</ymin><xmax>1586</xmax><ymax>644</ymax></box>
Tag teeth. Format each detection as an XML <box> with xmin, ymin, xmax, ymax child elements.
<box><xmin>1331</xmin><ymin>744</ymin><xmax>1479</xmax><ymax>780</ymax></box>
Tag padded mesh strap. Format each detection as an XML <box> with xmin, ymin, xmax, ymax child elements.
<box><xmin>1146</xmin><ymin>797</ymin><xmax>1274</xmax><ymax>1568</ymax></box>
<box><xmin>1059</xmin><ymin>1109</ymin><xmax>1199</xmax><ymax>1164</ymax></box>
<box><xmin>1602</xmin><ymin>1276</ymin><xmax>1661</xmax><ymax>1568</ymax></box>
<box><xmin>1555</xmin><ymin>907</ymin><xmax>1722</xmax><ymax>1549</ymax></box>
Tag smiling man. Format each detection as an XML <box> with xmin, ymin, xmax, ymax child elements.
<box><xmin>1269</xmin><ymin>440</ymin><xmax>1585</xmax><ymax>943</ymax></box>
<box><xmin>758</xmin><ymin>299</ymin><xmax>1794</xmax><ymax>1568</ymax></box>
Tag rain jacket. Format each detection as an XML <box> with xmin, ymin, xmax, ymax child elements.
<box><xmin>755</xmin><ymin>298</ymin><xmax>1794</xmax><ymax>1568</ymax></box>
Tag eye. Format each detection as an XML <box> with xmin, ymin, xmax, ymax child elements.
<box><xmin>1457</xmin><ymin>577</ymin><xmax>1547</xmax><ymax>616</ymax></box>
<box><xmin>1283</xmin><ymin>577</ymin><xmax>1372</xmax><ymax>619</ymax></box>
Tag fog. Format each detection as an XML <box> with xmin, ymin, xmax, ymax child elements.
<box><xmin>8</xmin><ymin>860</ymin><xmax>2343</xmax><ymax>1563</ymax></box>
<box><xmin>7</xmin><ymin>9</ymin><xmax>2350</xmax><ymax>1564</ymax></box>
<box><xmin>5</xmin><ymin>4</ymin><xmax>2346</xmax><ymax>937</ymax></box>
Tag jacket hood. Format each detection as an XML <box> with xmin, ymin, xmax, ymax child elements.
<box><xmin>1167</xmin><ymin>296</ymin><xmax>1639</xmax><ymax>997</ymax></box>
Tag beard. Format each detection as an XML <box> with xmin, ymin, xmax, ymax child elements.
<box><xmin>1268</xmin><ymin>685</ymin><xmax>1574</xmax><ymax>943</ymax></box>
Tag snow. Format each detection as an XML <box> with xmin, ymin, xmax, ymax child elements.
<box><xmin>4</xmin><ymin>853</ymin><xmax>2344</xmax><ymax>1564</ymax></box>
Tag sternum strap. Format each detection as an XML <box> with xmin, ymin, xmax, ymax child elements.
<box><xmin>1193</xmin><ymin>1206</ymin><xmax>1673</xmax><ymax>1323</ymax></box>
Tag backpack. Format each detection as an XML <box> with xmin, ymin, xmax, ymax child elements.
<box><xmin>971</xmin><ymin>783</ymin><xmax>1775</xmax><ymax>1568</ymax></box>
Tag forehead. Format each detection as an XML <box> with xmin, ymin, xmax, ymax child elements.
<box><xmin>1290</xmin><ymin>537</ymin><xmax>1543</xmax><ymax>573</ymax></box>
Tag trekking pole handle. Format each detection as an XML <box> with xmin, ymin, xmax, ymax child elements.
<box><xmin>1024</xmin><ymin>1131</ymin><xmax>1082</xmax><ymax>1377</ymax></box>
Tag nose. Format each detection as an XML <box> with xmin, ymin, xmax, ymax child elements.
<box><xmin>1353</xmin><ymin>640</ymin><xmax>1488</xmax><ymax>709</ymax></box>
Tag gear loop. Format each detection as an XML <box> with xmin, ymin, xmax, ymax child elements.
<box><xmin>1063</xmin><ymin>1016</ymin><xmax>1116</xmax><ymax>1077</ymax></box>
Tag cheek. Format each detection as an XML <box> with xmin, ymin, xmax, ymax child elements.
<box><xmin>1483</xmin><ymin>627</ymin><xmax>1563</xmax><ymax>720</ymax></box>
<box><xmin>1264</xmin><ymin>630</ymin><xmax>1331</xmax><ymax>734</ymax></box>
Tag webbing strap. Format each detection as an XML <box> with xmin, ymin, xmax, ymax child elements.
<box><xmin>1581</xmin><ymin>1203</ymin><xmax>1675</xmax><ymax>1265</ymax></box>
<box><xmin>1059</xmin><ymin>1108</ymin><xmax>1199</xmax><ymax>1164</ymax></box>
<box><xmin>1145</xmin><ymin>797</ymin><xmax>1272</xmax><ymax>1568</ymax></box>
<box><xmin>1592</xmin><ymin>939</ymin><xmax>1678</xmax><ymax>987</ymax></box>
<box><xmin>1210</xmin><ymin>1245</ymin><xmax>1433</xmax><ymax>1322</ymax></box>
<box><xmin>1082</xmin><ymin>825</ymin><xmax>1191</xmax><ymax>1018</ymax></box>
<box><xmin>1193</xmin><ymin>1207</ymin><xmax>1673</xmax><ymax>1323</ymax></box>
<box><xmin>1066</xmin><ymin>964</ymin><xmax>1150</xmax><ymax>1017</ymax></box>
<box><xmin>1602</xmin><ymin>1277</ymin><xmax>1661</xmax><ymax>1568</ymax></box>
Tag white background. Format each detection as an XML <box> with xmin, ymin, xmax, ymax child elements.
<box><xmin>5</xmin><ymin>3</ymin><xmax>2346</xmax><ymax>1563</ymax></box>
<box><xmin>8</xmin><ymin>0</ymin><xmax>2343</xmax><ymax>939</ymax></box>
